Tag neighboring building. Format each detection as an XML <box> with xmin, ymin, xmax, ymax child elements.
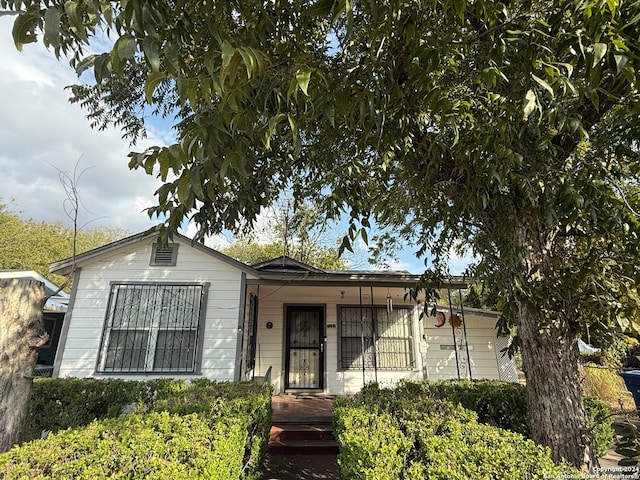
<box><xmin>0</xmin><ymin>270</ymin><xmax>69</xmax><ymax>374</ymax></box>
<box><xmin>49</xmin><ymin>232</ymin><xmax>517</xmax><ymax>395</ymax></box>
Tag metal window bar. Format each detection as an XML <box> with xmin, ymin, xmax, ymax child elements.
<box><xmin>99</xmin><ymin>284</ymin><xmax>202</xmax><ymax>373</ymax></box>
<box><xmin>154</xmin><ymin>285</ymin><xmax>199</xmax><ymax>371</ymax></box>
<box><xmin>339</xmin><ymin>306</ymin><xmax>413</xmax><ymax>370</ymax></box>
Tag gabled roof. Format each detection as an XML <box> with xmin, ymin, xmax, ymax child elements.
<box><xmin>48</xmin><ymin>229</ymin><xmax>469</xmax><ymax>289</ymax></box>
<box><xmin>252</xmin><ymin>256</ymin><xmax>326</xmax><ymax>273</ymax></box>
<box><xmin>49</xmin><ymin>229</ymin><xmax>257</xmax><ymax>276</ymax></box>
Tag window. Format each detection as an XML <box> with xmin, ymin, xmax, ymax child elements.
<box><xmin>97</xmin><ymin>283</ymin><xmax>205</xmax><ymax>373</ymax></box>
<box><xmin>339</xmin><ymin>306</ymin><xmax>414</xmax><ymax>370</ymax></box>
<box><xmin>150</xmin><ymin>244</ymin><xmax>178</xmax><ymax>266</ymax></box>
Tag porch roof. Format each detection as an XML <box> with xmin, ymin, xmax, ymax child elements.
<box><xmin>246</xmin><ymin>270</ymin><xmax>469</xmax><ymax>288</ymax></box>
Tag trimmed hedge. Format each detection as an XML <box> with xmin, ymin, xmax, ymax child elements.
<box><xmin>4</xmin><ymin>378</ymin><xmax>272</xmax><ymax>480</ymax></box>
<box><xmin>1</xmin><ymin>411</ymin><xmax>249</xmax><ymax>479</ymax></box>
<box><xmin>334</xmin><ymin>381</ymin><xmax>608</xmax><ymax>479</ymax></box>
<box><xmin>412</xmin><ymin>379</ymin><xmax>530</xmax><ymax>435</ymax></box>
<box><xmin>387</xmin><ymin>379</ymin><xmax>613</xmax><ymax>457</ymax></box>
<box><xmin>150</xmin><ymin>378</ymin><xmax>272</xmax><ymax>475</ymax></box>
<box><xmin>25</xmin><ymin>377</ymin><xmax>152</xmax><ymax>441</ymax></box>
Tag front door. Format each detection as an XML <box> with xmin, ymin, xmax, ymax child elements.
<box><xmin>285</xmin><ymin>306</ymin><xmax>324</xmax><ymax>390</ymax></box>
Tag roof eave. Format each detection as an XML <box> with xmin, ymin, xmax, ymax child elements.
<box><xmin>50</xmin><ymin>229</ymin><xmax>258</xmax><ymax>277</ymax></box>
<box><xmin>247</xmin><ymin>272</ymin><xmax>469</xmax><ymax>288</ymax></box>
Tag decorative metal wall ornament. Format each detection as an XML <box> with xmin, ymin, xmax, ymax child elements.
<box><xmin>449</xmin><ymin>313</ymin><xmax>462</xmax><ymax>328</ymax></box>
<box><xmin>435</xmin><ymin>311</ymin><xmax>446</xmax><ymax>328</ymax></box>
<box><xmin>452</xmin><ymin>314</ymin><xmax>470</xmax><ymax>379</ymax></box>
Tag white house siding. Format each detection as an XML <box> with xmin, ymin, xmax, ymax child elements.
<box><xmin>56</xmin><ymin>238</ymin><xmax>254</xmax><ymax>381</ymax></box>
<box><xmin>422</xmin><ymin>309</ymin><xmax>518</xmax><ymax>382</ymax></box>
<box><xmin>253</xmin><ymin>285</ymin><xmax>424</xmax><ymax>395</ymax></box>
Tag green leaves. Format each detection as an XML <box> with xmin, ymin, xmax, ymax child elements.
<box><xmin>532</xmin><ymin>74</ymin><xmax>554</xmax><ymax>97</ymax></box>
<box><xmin>144</xmin><ymin>71</ymin><xmax>168</xmax><ymax>104</ymax></box>
<box><xmin>593</xmin><ymin>42</ymin><xmax>608</xmax><ymax>66</ymax></box>
<box><xmin>111</xmin><ymin>33</ymin><xmax>137</xmax><ymax>75</ymax></box>
<box><xmin>43</xmin><ymin>7</ymin><xmax>61</xmax><ymax>50</ymax></box>
<box><xmin>295</xmin><ymin>68</ymin><xmax>312</xmax><ymax>96</ymax></box>
<box><xmin>11</xmin><ymin>7</ymin><xmax>40</xmax><ymax>51</ymax></box>
<box><xmin>219</xmin><ymin>42</ymin><xmax>266</xmax><ymax>85</ymax></box>
<box><xmin>142</xmin><ymin>36</ymin><xmax>160</xmax><ymax>72</ymax></box>
<box><xmin>4</xmin><ymin>0</ymin><xmax>640</xmax><ymax>349</ymax></box>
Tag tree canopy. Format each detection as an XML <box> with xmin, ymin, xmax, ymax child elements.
<box><xmin>0</xmin><ymin>203</ymin><xmax>127</xmax><ymax>288</ymax></box>
<box><xmin>220</xmin><ymin>199</ymin><xmax>349</xmax><ymax>269</ymax></box>
<box><xmin>3</xmin><ymin>0</ymin><xmax>640</xmax><ymax>469</ymax></box>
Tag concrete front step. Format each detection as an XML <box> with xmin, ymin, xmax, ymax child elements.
<box><xmin>268</xmin><ymin>423</ymin><xmax>338</xmax><ymax>455</ymax></box>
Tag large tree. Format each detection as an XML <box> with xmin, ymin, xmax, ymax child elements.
<box><xmin>3</xmin><ymin>0</ymin><xmax>640</xmax><ymax>469</ymax></box>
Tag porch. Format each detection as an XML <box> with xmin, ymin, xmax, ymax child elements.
<box><xmin>239</xmin><ymin>279</ymin><xmax>517</xmax><ymax>395</ymax></box>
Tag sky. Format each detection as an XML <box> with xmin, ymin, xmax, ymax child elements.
<box><xmin>0</xmin><ymin>17</ymin><xmax>473</xmax><ymax>274</ymax></box>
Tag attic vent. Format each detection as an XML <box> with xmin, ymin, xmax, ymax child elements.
<box><xmin>151</xmin><ymin>244</ymin><xmax>178</xmax><ymax>266</ymax></box>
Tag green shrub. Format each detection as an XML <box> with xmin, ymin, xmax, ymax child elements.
<box><xmin>388</xmin><ymin>379</ymin><xmax>613</xmax><ymax>457</ymax></box>
<box><xmin>584</xmin><ymin>395</ymin><xmax>614</xmax><ymax>457</ymax></box>
<box><xmin>1</xmin><ymin>411</ymin><xmax>248</xmax><ymax>479</ymax></box>
<box><xmin>333</xmin><ymin>404</ymin><xmax>412</xmax><ymax>480</ymax></box>
<box><xmin>16</xmin><ymin>378</ymin><xmax>272</xmax><ymax>480</ymax></box>
<box><xmin>412</xmin><ymin>420</ymin><xmax>570</xmax><ymax>480</ymax></box>
<box><xmin>26</xmin><ymin>378</ymin><xmax>151</xmax><ymax>441</ymax></box>
<box><xmin>395</xmin><ymin>379</ymin><xmax>530</xmax><ymax>435</ymax></box>
<box><xmin>334</xmin><ymin>382</ymin><xmax>583</xmax><ymax>479</ymax></box>
<box><xmin>151</xmin><ymin>379</ymin><xmax>272</xmax><ymax>477</ymax></box>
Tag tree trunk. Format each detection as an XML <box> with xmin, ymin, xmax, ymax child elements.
<box><xmin>0</xmin><ymin>279</ymin><xmax>47</xmax><ymax>452</ymax></box>
<box><xmin>518</xmin><ymin>304</ymin><xmax>598</xmax><ymax>470</ymax></box>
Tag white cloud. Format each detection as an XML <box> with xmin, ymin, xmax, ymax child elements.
<box><xmin>386</xmin><ymin>258</ymin><xmax>415</xmax><ymax>272</ymax></box>
<box><xmin>447</xmin><ymin>246</ymin><xmax>477</xmax><ymax>275</ymax></box>
<box><xmin>179</xmin><ymin>223</ymin><xmax>231</xmax><ymax>250</ymax></box>
<box><xmin>0</xmin><ymin>18</ymin><xmax>167</xmax><ymax>235</ymax></box>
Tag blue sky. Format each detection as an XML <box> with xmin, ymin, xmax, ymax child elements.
<box><xmin>0</xmin><ymin>17</ymin><xmax>473</xmax><ymax>274</ymax></box>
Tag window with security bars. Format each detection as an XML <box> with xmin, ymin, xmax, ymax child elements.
<box><xmin>98</xmin><ymin>283</ymin><xmax>204</xmax><ymax>373</ymax></box>
<box><xmin>339</xmin><ymin>306</ymin><xmax>414</xmax><ymax>370</ymax></box>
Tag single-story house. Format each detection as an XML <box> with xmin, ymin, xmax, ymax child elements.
<box><xmin>0</xmin><ymin>270</ymin><xmax>69</xmax><ymax>375</ymax></box>
<box><xmin>49</xmin><ymin>231</ymin><xmax>517</xmax><ymax>395</ymax></box>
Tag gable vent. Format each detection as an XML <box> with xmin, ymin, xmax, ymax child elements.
<box><xmin>151</xmin><ymin>244</ymin><xmax>178</xmax><ymax>266</ymax></box>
